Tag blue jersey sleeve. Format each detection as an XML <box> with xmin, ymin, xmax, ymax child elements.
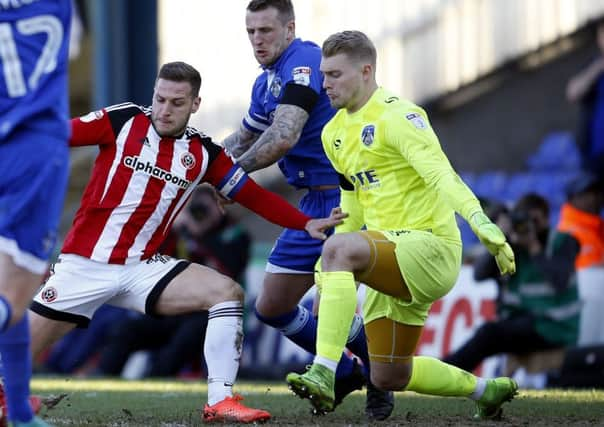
<box><xmin>279</xmin><ymin>43</ymin><xmax>323</xmax><ymax>96</ymax></box>
<box><xmin>243</xmin><ymin>78</ymin><xmax>270</xmax><ymax>133</ymax></box>
<box><xmin>240</xmin><ymin>39</ymin><xmax>338</xmax><ymax>188</ymax></box>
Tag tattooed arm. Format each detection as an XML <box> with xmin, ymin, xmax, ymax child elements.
<box><xmin>222</xmin><ymin>124</ymin><xmax>260</xmax><ymax>158</ymax></box>
<box><xmin>235</xmin><ymin>104</ymin><xmax>309</xmax><ymax>173</ymax></box>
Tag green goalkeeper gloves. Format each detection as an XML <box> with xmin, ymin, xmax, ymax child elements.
<box><xmin>469</xmin><ymin>211</ymin><xmax>516</xmax><ymax>275</ymax></box>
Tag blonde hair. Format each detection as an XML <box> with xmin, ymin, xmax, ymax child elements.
<box><xmin>322</xmin><ymin>30</ymin><xmax>376</xmax><ymax>66</ymax></box>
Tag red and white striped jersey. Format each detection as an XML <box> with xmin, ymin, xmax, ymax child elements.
<box><xmin>63</xmin><ymin>102</ymin><xmax>310</xmax><ymax>264</ymax></box>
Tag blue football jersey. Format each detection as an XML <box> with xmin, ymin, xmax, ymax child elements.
<box><xmin>0</xmin><ymin>0</ymin><xmax>72</xmax><ymax>141</ymax></box>
<box><xmin>243</xmin><ymin>38</ymin><xmax>338</xmax><ymax>188</ymax></box>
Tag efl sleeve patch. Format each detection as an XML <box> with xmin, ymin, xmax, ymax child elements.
<box><xmin>405</xmin><ymin>112</ymin><xmax>428</xmax><ymax>130</ymax></box>
<box><xmin>79</xmin><ymin>110</ymin><xmax>104</xmax><ymax>123</ymax></box>
<box><xmin>292</xmin><ymin>66</ymin><xmax>311</xmax><ymax>86</ymax></box>
<box><xmin>216</xmin><ymin>165</ymin><xmax>248</xmax><ymax>199</ymax></box>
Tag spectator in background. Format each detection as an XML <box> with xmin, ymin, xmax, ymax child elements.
<box><xmin>173</xmin><ymin>185</ymin><xmax>251</xmax><ymax>281</ymax></box>
<box><xmin>566</xmin><ymin>20</ymin><xmax>604</xmax><ymax>180</ymax></box>
<box><xmin>547</xmin><ymin>173</ymin><xmax>604</xmax><ymax>389</ymax></box>
<box><xmin>96</xmin><ymin>186</ymin><xmax>252</xmax><ymax>378</ymax></box>
<box><xmin>558</xmin><ymin>172</ymin><xmax>604</xmax><ymax>345</ymax></box>
<box><xmin>444</xmin><ymin>194</ymin><xmax>581</xmax><ymax>375</ymax></box>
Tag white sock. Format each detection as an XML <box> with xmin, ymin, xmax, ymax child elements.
<box><xmin>314</xmin><ymin>355</ymin><xmax>338</xmax><ymax>373</ymax></box>
<box><xmin>280</xmin><ymin>304</ymin><xmax>310</xmax><ymax>336</ymax></box>
<box><xmin>470</xmin><ymin>377</ymin><xmax>488</xmax><ymax>400</ymax></box>
<box><xmin>205</xmin><ymin>301</ymin><xmax>244</xmax><ymax>406</ymax></box>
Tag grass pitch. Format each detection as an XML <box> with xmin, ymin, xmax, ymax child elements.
<box><xmin>32</xmin><ymin>377</ymin><xmax>604</xmax><ymax>426</ymax></box>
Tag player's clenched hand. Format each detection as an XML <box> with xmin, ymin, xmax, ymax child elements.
<box><xmin>469</xmin><ymin>212</ymin><xmax>516</xmax><ymax>275</ymax></box>
<box><xmin>305</xmin><ymin>207</ymin><xmax>348</xmax><ymax>240</ymax></box>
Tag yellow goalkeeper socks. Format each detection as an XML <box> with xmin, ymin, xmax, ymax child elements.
<box><xmin>315</xmin><ymin>271</ymin><xmax>357</xmax><ymax>363</ymax></box>
<box><xmin>406</xmin><ymin>356</ymin><xmax>478</xmax><ymax>397</ymax></box>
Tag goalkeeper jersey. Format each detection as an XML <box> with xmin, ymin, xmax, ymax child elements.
<box><xmin>321</xmin><ymin>87</ymin><xmax>482</xmax><ymax>242</ymax></box>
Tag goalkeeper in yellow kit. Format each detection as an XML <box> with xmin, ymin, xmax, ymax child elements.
<box><xmin>286</xmin><ymin>30</ymin><xmax>518</xmax><ymax>420</ymax></box>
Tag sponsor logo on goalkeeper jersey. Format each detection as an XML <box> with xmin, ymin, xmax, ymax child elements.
<box><xmin>123</xmin><ymin>155</ymin><xmax>191</xmax><ymax>189</ymax></box>
<box><xmin>350</xmin><ymin>169</ymin><xmax>380</xmax><ymax>189</ymax></box>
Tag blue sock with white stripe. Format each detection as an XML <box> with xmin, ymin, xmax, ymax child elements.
<box><xmin>345</xmin><ymin>313</ymin><xmax>370</xmax><ymax>372</ymax></box>
<box><xmin>255</xmin><ymin>305</ymin><xmax>354</xmax><ymax>379</ymax></box>
<box><xmin>0</xmin><ymin>313</ymin><xmax>34</xmax><ymax>423</ymax></box>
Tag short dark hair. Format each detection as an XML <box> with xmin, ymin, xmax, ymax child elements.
<box><xmin>513</xmin><ymin>193</ymin><xmax>549</xmax><ymax>218</ymax></box>
<box><xmin>322</xmin><ymin>30</ymin><xmax>377</xmax><ymax>66</ymax></box>
<box><xmin>246</xmin><ymin>0</ymin><xmax>294</xmax><ymax>24</ymax></box>
<box><xmin>157</xmin><ymin>61</ymin><xmax>201</xmax><ymax>98</ymax></box>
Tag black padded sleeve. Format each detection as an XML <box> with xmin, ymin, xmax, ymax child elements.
<box><xmin>280</xmin><ymin>82</ymin><xmax>319</xmax><ymax>113</ymax></box>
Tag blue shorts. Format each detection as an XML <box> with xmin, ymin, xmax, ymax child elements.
<box><xmin>267</xmin><ymin>188</ymin><xmax>340</xmax><ymax>273</ymax></box>
<box><xmin>0</xmin><ymin>127</ymin><xmax>69</xmax><ymax>274</ymax></box>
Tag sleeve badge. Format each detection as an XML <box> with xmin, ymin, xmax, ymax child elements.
<box><xmin>405</xmin><ymin>112</ymin><xmax>428</xmax><ymax>130</ymax></box>
<box><xmin>292</xmin><ymin>66</ymin><xmax>311</xmax><ymax>86</ymax></box>
<box><xmin>80</xmin><ymin>110</ymin><xmax>104</xmax><ymax>123</ymax></box>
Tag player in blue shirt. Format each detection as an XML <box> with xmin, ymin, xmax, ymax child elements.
<box><xmin>221</xmin><ymin>0</ymin><xmax>393</xmax><ymax>419</ymax></box>
<box><xmin>0</xmin><ymin>1</ymin><xmax>72</xmax><ymax>426</ymax></box>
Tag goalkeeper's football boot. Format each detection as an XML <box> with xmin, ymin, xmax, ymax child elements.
<box><xmin>365</xmin><ymin>381</ymin><xmax>395</xmax><ymax>421</ymax></box>
<box><xmin>286</xmin><ymin>363</ymin><xmax>335</xmax><ymax>414</ymax></box>
<box><xmin>474</xmin><ymin>377</ymin><xmax>518</xmax><ymax>420</ymax></box>
<box><xmin>202</xmin><ymin>394</ymin><xmax>271</xmax><ymax>423</ymax></box>
<box><xmin>0</xmin><ymin>384</ymin><xmax>44</xmax><ymax>427</ymax></box>
<box><xmin>333</xmin><ymin>358</ymin><xmax>365</xmax><ymax>409</ymax></box>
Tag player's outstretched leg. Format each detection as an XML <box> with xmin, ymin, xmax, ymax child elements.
<box><xmin>405</xmin><ymin>356</ymin><xmax>518</xmax><ymax>420</ymax></box>
<box><xmin>474</xmin><ymin>377</ymin><xmax>519</xmax><ymax>420</ymax></box>
<box><xmin>286</xmin><ymin>364</ymin><xmax>335</xmax><ymax>414</ymax></box>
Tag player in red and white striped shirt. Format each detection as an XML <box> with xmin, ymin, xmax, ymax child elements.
<box><xmin>22</xmin><ymin>62</ymin><xmax>345</xmax><ymax>424</ymax></box>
